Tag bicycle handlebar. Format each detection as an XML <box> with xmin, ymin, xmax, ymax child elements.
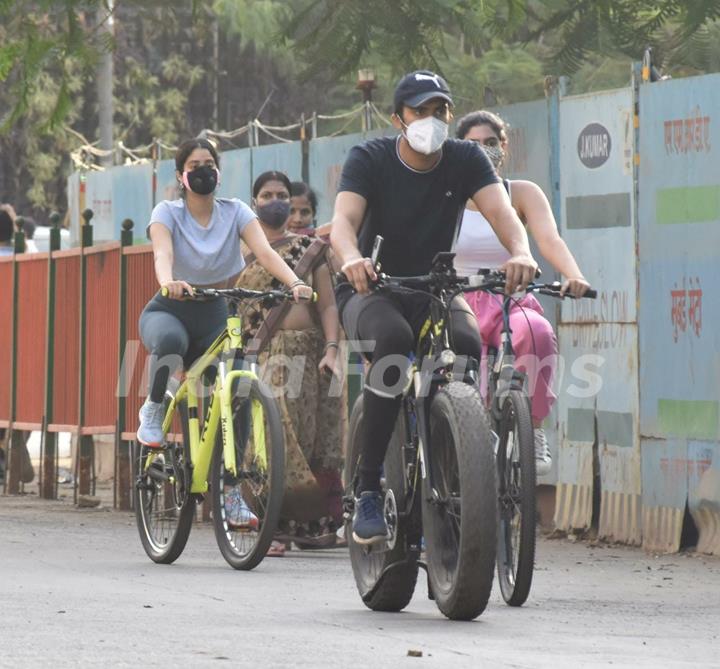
<box><xmin>161</xmin><ymin>286</ymin><xmax>318</xmax><ymax>302</ymax></box>
<box><xmin>372</xmin><ymin>270</ymin><xmax>597</xmax><ymax>300</ymax></box>
<box><xmin>467</xmin><ymin>270</ymin><xmax>597</xmax><ymax>299</ymax></box>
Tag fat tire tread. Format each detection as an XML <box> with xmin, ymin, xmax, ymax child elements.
<box><xmin>423</xmin><ymin>382</ymin><xmax>498</xmax><ymax>620</ymax></box>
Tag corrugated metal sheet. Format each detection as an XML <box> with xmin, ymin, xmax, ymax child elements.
<box><xmin>641</xmin><ymin>438</ymin><xmax>687</xmax><ymax>553</ymax></box>
<box><xmin>638</xmin><ymin>74</ymin><xmax>720</xmax><ymax>555</ymax></box>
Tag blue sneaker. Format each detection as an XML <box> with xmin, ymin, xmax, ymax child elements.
<box><xmin>352</xmin><ymin>491</ymin><xmax>388</xmax><ymax>545</ymax></box>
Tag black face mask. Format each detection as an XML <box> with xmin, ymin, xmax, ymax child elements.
<box><xmin>256</xmin><ymin>200</ymin><xmax>291</xmax><ymax>229</ymax></box>
<box><xmin>183</xmin><ymin>165</ymin><xmax>218</xmax><ymax>195</ymax></box>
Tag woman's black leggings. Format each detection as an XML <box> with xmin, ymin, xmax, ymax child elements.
<box><xmin>341</xmin><ymin>290</ymin><xmax>482</xmax><ymax>493</ymax></box>
<box><xmin>139</xmin><ymin>293</ymin><xmax>228</xmax><ymax>403</ymax></box>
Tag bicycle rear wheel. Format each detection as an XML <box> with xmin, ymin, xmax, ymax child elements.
<box><xmin>422</xmin><ymin>381</ymin><xmax>498</xmax><ymax>620</ymax></box>
<box><xmin>133</xmin><ymin>398</ymin><xmax>195</xmax><ymax>564</ymax></box>
<box><xmin>496</xmin><ymin>389</ymin><xmax>536</xmax><ymax>606</ymax></box>
<box><xmin>345</xmin><ymin>396</ymin><xmax>420</xmax><ymax>612</ymax></box>
<box><xmin>211</xmin><ymin>376</ymin><xmax>285</xmax><ymax>570</ymax></box>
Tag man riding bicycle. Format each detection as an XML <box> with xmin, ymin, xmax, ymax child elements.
<box><xmin>330</xmin><ymin>70</ymin><xmax>538</xmax><ymax>544</ymax></box>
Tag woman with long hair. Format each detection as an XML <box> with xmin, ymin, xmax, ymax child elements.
<box><xmin>137</xmin><ymin>139</ymin><xmax>313</xmax><ymax>527</ymax></box>
<box><xmin>454</xmin><ymin>111</ymin><xmax>590</xmax><ymax>476</ymax></box>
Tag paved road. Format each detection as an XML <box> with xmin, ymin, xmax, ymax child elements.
<box><xmin>1</xmin><ymin>496</ymin><xmax>719</xmax><ymax>669</ymax></box>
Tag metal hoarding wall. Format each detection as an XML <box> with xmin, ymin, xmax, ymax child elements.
<box><xmin>77</xmin><ymin>164</ymin><xmax>152</xmax><ymax>243</ymax></box>
<box><xmin>556</xmin><ymin>88</ymin><xmax>641</xmax><ymax>542</ymax></box>
<box><xmin>638</xmin><ymin>74</ymin><xmax>720</xmax><ymax>554</ymax></box>
<box><xmin>308</xmin><ymin>132</ymin><xmax>365</xmax><ymax>225</ymax></box>
<box><xmin>154</xmin><ymin>158</ymin><xmax>179</xmax><ymax>208</ymax></box>
<box><xmin>111</xmin><ymin>163</ymin><xmax>153</xmax><ymax>241</ymax></box>
<box><xmin>250</xmin><ymin>142</ymin><xmax>303</xmax><ymax>195</ymax></box>
<box><xmin>493</xmin><ymin>99</ymin><xmax>552</xmax><ymax>196</ymax></box>
<box><xmin>215</xmin><ymin>148</ymin><xmax>252</xmax><ymax>203</ymax></box>
<box><xmin>83</xmin><ymin>170</ymin><xmax>115</xmax><ymax>242</ymax></box>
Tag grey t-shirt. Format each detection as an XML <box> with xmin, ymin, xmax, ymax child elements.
<box><xmin>148</xmin><ymin>198</ymin><xmax>256</xmax><ymax>284</ymax></box>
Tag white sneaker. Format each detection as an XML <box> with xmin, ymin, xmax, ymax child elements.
<box><xmin>534</xmin><ymin>427</ymin><xmax>552</xmax><ymax>477</ymax></box>
<box><xmin>224</xmin><ymin>486</ymin><xmax>259</xmax><ymax>530</ymax></box>
<box><xmin>137</xmin><ymin>399</ymin><xmax>165</xmax><ymax>447</ymax></box>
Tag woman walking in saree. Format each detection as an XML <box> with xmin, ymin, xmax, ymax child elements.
<box><xmin>237</xmin><ymin>171</ymin><xmax>346</xmax><ymax>556</ymax></box>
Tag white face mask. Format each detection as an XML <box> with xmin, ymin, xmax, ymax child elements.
<box><xmin>403</xmin><ymin>116</ymin><xmax>448</xmax><ymax>155</ymax></box>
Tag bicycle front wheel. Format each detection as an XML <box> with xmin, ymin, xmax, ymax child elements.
<box><xmin>211</xmin><ymin>376</ymin><xmax>285</xmax><ymax>570</ymax></box>
<box><xmin>133</xmin><ymin>399</ymin><xmax>195</xmax><ymax>564</ymax></box>
<box><xmin>496</xmin><ymin>389</ymin><xmax>536</xmax><ymax>606</ymax></box>
<box><xmin>422</xmin><ymin>381</ymin><xmax>498</xmax><ymax>621</ymax></box>
<box><xmin>345</xmin><ymin>396</ymin><xmax>420</xmax><ymax>612</ymax></box>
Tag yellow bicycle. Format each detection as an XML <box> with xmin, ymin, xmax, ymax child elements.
<box><xmin>133</xmin><ymin>286</ymin><xmax>293</xmax><ymax>570</ymax></box>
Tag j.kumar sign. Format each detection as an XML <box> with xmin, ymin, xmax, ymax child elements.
<box><xmin>578</xmin><ymin>123</ymin><xmax>611</xmax><ymax>168</ymax></box>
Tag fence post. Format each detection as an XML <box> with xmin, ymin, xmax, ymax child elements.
<box><xmin>40</xmin><ymin>212</ymin><xmax>62</xmax><ymax>499</ymax></box>
<box><xmin>5</xmin><ymin>218</ymin><xmax>25</xmax><ymax>494</ymax></box>
<box><xmin>76</xmin><ymin>208</ymin><xmax>95</xmax><ymax>502</ymax></box>
<box><xmin>115</xmin><ymin>218</ymin><xmax>134</xmax><ymax>510</ymax></box>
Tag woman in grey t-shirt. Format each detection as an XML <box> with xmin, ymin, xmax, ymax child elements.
<box><xmin>137</xmin><ymin>139</ymin><xmax>312</xmax><ymax>461</ymax></box>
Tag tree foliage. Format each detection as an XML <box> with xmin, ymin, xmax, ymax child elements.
<box><xmin>284</xmin><ymin>0</ymin><xmax>720</xmax><ymax>78</ymax></box>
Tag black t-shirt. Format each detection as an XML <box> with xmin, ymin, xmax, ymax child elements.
<box><xmin>338</xmin><ymin>135</ymin><xmax>499</xmax><ymax>276</ymax></box>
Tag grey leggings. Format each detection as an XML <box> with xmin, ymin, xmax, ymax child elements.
<box><xmin>139</xmin><ymin>292</ymin><xmax>228</xmax><ymax>403</ymax></box>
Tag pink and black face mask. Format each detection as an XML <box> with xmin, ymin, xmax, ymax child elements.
<box><xmin>182</xmin><ymin>165</ymin><xmax>220</xmax><ymax>195</ymax></box>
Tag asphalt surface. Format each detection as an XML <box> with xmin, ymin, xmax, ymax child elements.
<box><xmin>1</xmin><ymin>495</ymin><xmax>719</xmax><ymax>668</ymax></box>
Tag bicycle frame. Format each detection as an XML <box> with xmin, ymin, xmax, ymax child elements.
<box><xmin>159</xmin><ymin>312</ymin><xmax>265</xmax><ymax>495</ymax></box>
<box><xmin>386</xmin><ymin>288</ymin><xmax>467</xmax><ymax>510</ymax></box>
<box><xmin>486</xmin><ymin>295</ymin><xmax>528</xmax><ymax>424</ymax></box>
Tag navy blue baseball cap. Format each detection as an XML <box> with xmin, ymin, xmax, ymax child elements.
<box><xmin>393</xmin><ymin>70</ymin><xmax>453</xmax><ymax>111</ymax></box>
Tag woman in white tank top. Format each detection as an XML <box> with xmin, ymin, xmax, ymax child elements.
<box><xmin>453</xmin><ymin>111</ymin><xmax>590</xmax><ymax>476</ymax></box>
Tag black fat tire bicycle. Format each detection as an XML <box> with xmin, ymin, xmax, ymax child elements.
<box><xmin>343</xmin><ymin>248</ymin><xmax>499</xmax><ymax>621</ymax></box>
